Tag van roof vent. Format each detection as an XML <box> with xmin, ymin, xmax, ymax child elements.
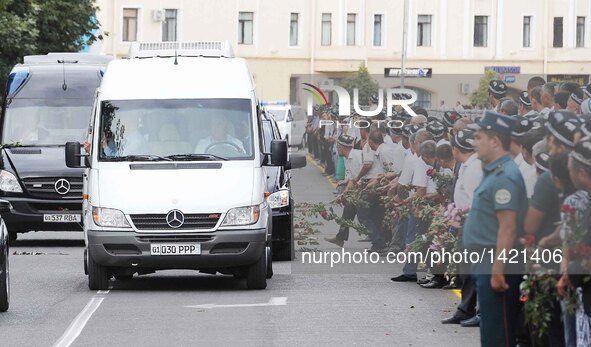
<box><xmin>128</xmin><ymin>41</ymin><xmax>235</xmax><ymax>59</ymax></box>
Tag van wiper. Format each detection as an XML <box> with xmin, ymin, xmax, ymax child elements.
<box><xmin>106</xmin><ymin>154</ymin><xmax>172</xmax><ymax>162</ymax></box>
<box><xmin>165</xmin><ymin>153</ymin><xmax>228</xmax><ymax>161</ymax></box>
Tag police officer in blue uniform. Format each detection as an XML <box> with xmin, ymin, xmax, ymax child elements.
<box><xmin>464</xmin><ymin>111</ymin><xmax>529</xmax><ymax>347</ymax></box>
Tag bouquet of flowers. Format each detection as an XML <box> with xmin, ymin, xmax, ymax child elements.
<box><xmin>559</xmin><ymin>203</ymin><xmax>591</xmax><ymax>314</ymax></box>
<box><xmin>427</xmin><ymin>168</ymin><xmax>454</xmax><ymax>201</ymax></box>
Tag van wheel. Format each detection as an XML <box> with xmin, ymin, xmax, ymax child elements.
<box><xmin>0</xmin><ymin>241</ymin><xmax>9</xmax><ymax>312</ymax></box>
<box><xmin>246</xmin><ymin>249</ymin><xmax>267</xmax><ymax>289</ymax></box>
<box><xmin>266</xmin><ymin>247</ymin><xmax>273</xmax><ymax>279</ymax></box>
<box><xmin>87</xmin><ymin>250</ymin><xmax>109</xmax><ymax>290</ymax></box>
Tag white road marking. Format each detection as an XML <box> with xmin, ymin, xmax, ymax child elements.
<box><xmin>96</xmin><ymin>290</ymin><xmax>110</xmax><ymax>295</ymax></box>
<box><xmin>185</xmin><ymin>297</ymin><xmax>287</xmax><ymax>310</ymax></box>
<box><xmin>52</xmin><ymin>296</ymin><xmax>105</xmax><ymax>347</ymax></box>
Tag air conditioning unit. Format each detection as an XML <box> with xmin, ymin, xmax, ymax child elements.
<box><xmin>153</xmin><ymin>10</ymin><xmax>165</xmax><ymax>22</ymax></box>
<box><xmin>319</xmin><ymin>79</ymin><xmax>334</xmax><ymax>88</ymax></box>
<box><xmin>460</xmin><ymin>83</ymin><xmax>473</xmax><ymax>95</ymax></box>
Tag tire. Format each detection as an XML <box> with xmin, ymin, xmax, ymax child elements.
<box><xmin>87</xmin><ymin>250</ymin><xmax>109</xmax><ymax>290</ymax></box>
<box><xmin>246</xmin><ymin>249</ymin><xmax>267</xmax><ymax>289</ymax></box>
<box><xmin>115</xmin><ymin>274</ymin><xmax>133</xmax><ymax>281</ymax></box>
<box><xmin>0</xmin><ymin>240</ymin><xmax>9</xmax><ymax>312</ymax></box>
<box><xmin>266</xmin><ymin>247</ymin><xmax>273</xmax><ymax>279</ymax></box>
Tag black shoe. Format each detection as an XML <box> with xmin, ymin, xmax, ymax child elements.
<box><xmin>324</xmin><ymin>236</ymin><xmax>344</xmax><ymax>247</ymax></box>
<box><xmin>460</xmin><ymin>314</ymin><xmax>480</xmax><ymax>327</ymax></box>
<box><xmin>368</xmin><ymin>246</ymin><xmax>388</xmax><ymax>254</ymax></box>
<box><xmin>441</xmin><ymin>312</ymin><xmax>473</xmax><ymax>325</ymax></box>
<box><xmin>416</xmin><ymin>277</ymin><xmax>431</xmax><ymax>285</ymax></box>
<box><xmin>390</xmin><ymin>274</ymin><xmax>417</xmax><ymax>282</ymax></box>
<box><xmin>420</xmin><ymin>279</ymin><xmax>447</xmax><ymax>289</ymax></box>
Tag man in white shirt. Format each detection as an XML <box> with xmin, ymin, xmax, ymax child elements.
<box><xmin>451</xmin><ymin>130</ymin><xmax>483</xmax><ymax>209</ymax></box>
<box><xmin>441</xmin><ymin>128</ymin><xmax>483</xmax><ymax>325</ymax></box>
<box><xmin>195</xmin><ymin>116</ymin><xmax>245</xmax><ymax>154</ymax></box>
<box><xmin>511</xmin><ymin>116</ymin><xmax>537</xmax><ymax>198</ymax></box>
<box><xmin>325</xmin><ymin>135</ymin><xmax>363</xmax><ymax>247</ymax></box>
<box><xmin>369</xmin><ymin>128</ymin><xmax>405</xmax><ymax>175</ymax></box>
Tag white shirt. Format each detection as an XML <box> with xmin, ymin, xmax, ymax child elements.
<box><xmin>454</xmin><ymin>153</ymin><xmax>483</xmax><ymax>209</ymax></box>
<box><xmin>361</xmin><ymin>143</ymin><xmax>384</xmax><ymax>179</ymax></box>
<box><xmin>412</xmin><ymin>157</ymin><xmax>437</xmax><ymax>193</ymax></box>
<box><xmin>345</xmin><ymin>149</ymin><xmax>363</xmax><ymax>181</ymax></box>
<box><xmin>514</xmin><ymin>153</ymin><xmax>537</xmax><ymax>198</ymax></box>
<box><xmin>398</xmin><ymin>152</ymin><xmax>419</xmax><ymax>186</ymax></box>
<box><xmin>384</xmin><ymin>135</ymin><xmax>394</xmax><ymax>146</ymax></box>
<box><xmin>375</xmin><ymin>143</ymin><xmax>406</xmax><ymax>175</ymax></box>
<box><xmin>195</xmin><ymin>135</ymin><xmax>245</xmax><ymax>154</ymax></box>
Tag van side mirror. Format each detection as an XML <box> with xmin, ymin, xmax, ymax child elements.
<box><xmin>65</xmin><ymin>142</ymin><xmax>89</xmax><ymax>168</ymax></box>
<box><xmin>286</xmin><ymin>154</ymin><xmax>306</xmax><ymax>170</ymax></box>
<box><xmin>270</xmin><ymin>140</ymin><xmax>288</xmax><ymax>166</ymax></box>
<box><xmin>0</xmin><ymin>200</ymin><xmax>12</xmax><ymax>213</ymax></box>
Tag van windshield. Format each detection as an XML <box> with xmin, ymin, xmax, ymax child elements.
<box><xmin>98</xmin><ymin>99</ymin><xmax>254</xmax><ymax>161</ymax></box>
<box><xmin>2</xmin><ymin>99</ymin><xmax>91</xmax><ymax>146</ymax></box>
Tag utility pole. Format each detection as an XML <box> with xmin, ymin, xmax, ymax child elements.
<box><xmin>401</xmin><ymin>0</ymin><xmax>409</xmax><ymax>88</ymax></box>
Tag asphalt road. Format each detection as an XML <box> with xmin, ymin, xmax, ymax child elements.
<box><xmin>0</xmin><ymin>149</ymin><xmax>479</xmax><ymax>347</ymax></box>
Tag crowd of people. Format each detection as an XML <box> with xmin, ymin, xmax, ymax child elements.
<box><xmin>303</xmin><ymin>76</ymin><xmax>591</xmax><ymax>347</ymax></box>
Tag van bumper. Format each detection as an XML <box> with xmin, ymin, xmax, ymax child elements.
<box><xmin>87</xmin><ymin>229</ymin><xmax>267</xmax><ymax>270</ymax></box>
<box><xmin>1</xmin><ymin>197</ymin><xmax>83</xmax><ymax>233</ymax></box>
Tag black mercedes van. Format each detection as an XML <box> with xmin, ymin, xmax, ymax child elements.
<box><xmin>0</xmin><ymin>53</ymin><xmax>112</xmax><ymax>242</ymax></box>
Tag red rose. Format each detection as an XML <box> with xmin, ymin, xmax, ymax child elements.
<box><xmin>320</xmin><ymin>211</ymin><xmax>329</xmax><ymax>220</ymax></box>
<box><xmin>561</xmin><ymin>204</ymin><xmax>577</xmax><ymax>214</ymax></box>
<box><xmin>520</xmin><ymin>294</ymin><xmax>529</xmax><ymax>302</ymax></box>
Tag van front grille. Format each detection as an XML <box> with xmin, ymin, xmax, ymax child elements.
<box><xmin>130</xmin><ymin>213</ymin><xmax>220</xmax><ymax>231</ymax></box>
<box><xmin>22</xmin><ymin>177</ymin><xmax>83</xmax><ymax>199</ymax></box>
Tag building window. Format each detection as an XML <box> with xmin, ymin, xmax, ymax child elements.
<box><xmin>347</xmin><ymin>13</ymin><xmax>356</xmax><ymax>46</ymax></box>
<box><xmin>321</xmin><ymin>13</ymin><xmax>331</xmax><ymax>46</ymax></box>
<box><xmin>523</xmin><ymin>16</ymin><xmax>531</xmax><ymax>48</ymax></box>
<box><xmin>408</xmin><ymin>87</ymin><xmax>431</xmax><ymax>109</ymax></box>
<box><xmin>474</xmin><ymin>16</ymin><xmax>488</xmax><ymax>47</ymax></box>
<box><xmin>238</xmin><ymin>12</ymin><xmax>254</xmax><ymax>45</ymax></box>
<box><xmin>553</xmin><ymin>17</ymin><xmax>563</xmax><ymax>47</ymax></box>
<box><xmin>290</xmin><ymin>13</ymin><xmax>299</xmax><ymax>46</ymax></box>
<box><xmin>162</xmin><ymin>9</ymin><xmax>177</xmax><ymax>42</ymax></box>
<box><xmin>577</xmin><ymin>16</ymin><xmax>585</xmax><ymax>48</ymax></box>
<box><xmin>373</xmin><ymin>14</ymin><xmax>383</xmax><ymax>46</ymax></box>
<box><xmin>417</xmin><ymin>15</ymin><xmax>432</xmax><ymax>47</ymax></box>
<box><xmin>122</xmin><ymin>8</ymin><xmax>138</xmax><ymax>42</ymax></box>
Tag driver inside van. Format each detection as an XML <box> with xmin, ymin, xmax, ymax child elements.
<box><xmin>14</xmin><ymin>112</ymin><xmax>49</xmax><ymax>144</ymax></box>
<box><xmin>194</xmin><ymin>116</ymin><xmax>245</xmax><ymax>154</ymax></box>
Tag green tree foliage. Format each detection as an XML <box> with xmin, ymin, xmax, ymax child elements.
<box><xmin>340</xmin><ymin>64</ymin><xmax>380</xmax><ymax>106</ymax></box>
<box><xmin>469</xmin><ymin>69</ymin><xmax>499</xmax><ymax>109</ymax></box>
<box><xmin>0</xmin><ymin>0</ymin><xmax>101</xmax><ymax>95</ymax></box>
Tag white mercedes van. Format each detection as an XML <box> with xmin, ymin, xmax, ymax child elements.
<box><xmin>66</xmin><ymin>42</ymin><xmax>288</xmax><ymax>290</ymax></box>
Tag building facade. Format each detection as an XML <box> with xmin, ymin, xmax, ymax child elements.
<box><xmin>94</xmin><ymin>0</ymin><xmax>591</xmax><ymax>108</ymax></box>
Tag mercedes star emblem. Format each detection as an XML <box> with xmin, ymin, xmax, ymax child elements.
<box><xmin>54</xmin><ymin>179</ymin><xmax>71</xmax><ymax>195</ymax></box>
<box><xmin>166</xmin><ymin>210</ymin><xmax>185</xmax><ymax>228</ymax></box>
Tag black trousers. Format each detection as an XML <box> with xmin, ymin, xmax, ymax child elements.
<box><xmin>336</xmin><ymin>203</ymin><xmax>357</xmax><ymax>241</ymax></box>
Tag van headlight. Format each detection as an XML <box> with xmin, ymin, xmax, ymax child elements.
<box><xmin>92</xmin><ymin>207</ymin><xmax>131</xmax><ymax>228</ymax></box>
<box><xmin>221</xmin><ymin>205</ymin><xmax>260</xmax><ymax>226</ymax></box>
<box><xmin>0</xmin><ymin>170</ymin><xmax>22</xmax><ymax>193</ymax></box>
<box><xmin>267</xmin><ymin>190</ymin><xmax>289</xmax><ymax>209</ymax></box>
